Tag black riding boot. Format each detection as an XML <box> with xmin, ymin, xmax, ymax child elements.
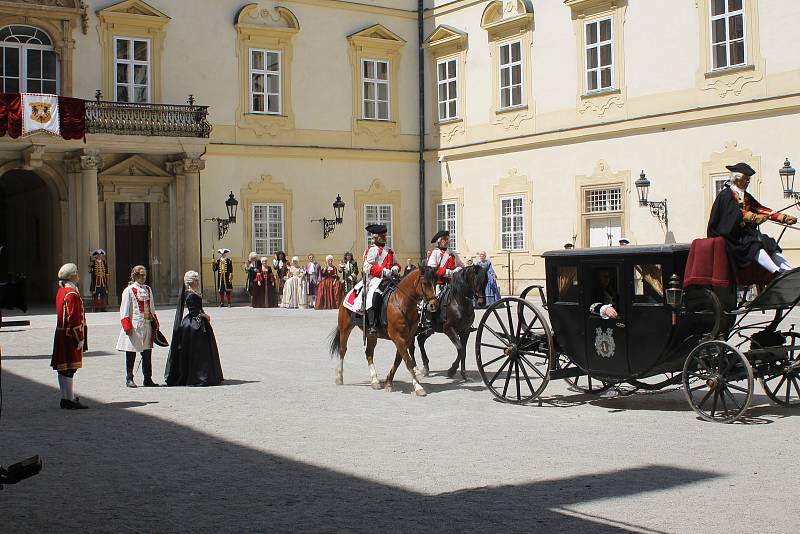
<box><xmin>141</xmin><ymin>350</ymin><xmax>158</xmax><ymax>387</ymax></box>
<box><xmin>419</xmin><ymin>306</ymin><xmax>434</xmax><ymax>335</ymax></box>
<box><xmin>367</xmin><ymin>308</ymin><xmax>378</xmax><ymax>336</ymax></box>
<box><xmin>125</xmin><ymin>352</ymin><xmax>137</xmax><ymax>388</ymax></box>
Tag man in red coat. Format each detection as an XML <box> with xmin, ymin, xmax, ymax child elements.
<box><xmin>51</xmin><ymin>263</ymin><xmax>88</xmax><ymax>409</ymax></box>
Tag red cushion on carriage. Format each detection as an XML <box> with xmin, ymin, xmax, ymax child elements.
<box><xmin>683</xmin><ymin>237</ymin><xmax>773</xmax><ymax>288</ymax></box>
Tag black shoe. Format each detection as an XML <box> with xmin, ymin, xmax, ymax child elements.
<box><xmin>60</xmin><ymin>398</ymin><xmax>88</xmax><ymax>410</ymax></box>
<box><xmin>126</xmin><ymin>377</ymin><xmax>137</xmax><ymax>388</ymax></box>
<box><xmin>142</xmin><ymin>378</ymin><xmax>159</xmax><ymax>387</ymax></box>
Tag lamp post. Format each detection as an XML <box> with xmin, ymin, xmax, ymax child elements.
<box><xmin>635</xmin><ymin>170</ymin><xmax>669</xmax><ymax>228</ymax></box>
<box><xmin>311</xmin><ymin>194</ymin><xmax>346</xmax><ymax>239</ymax></box>
<box><xmin>204</xmin><ymin>191</ymin><xmax>239</xmax><ymax>241</ymax></box>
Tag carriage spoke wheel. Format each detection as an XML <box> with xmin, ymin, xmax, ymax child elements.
<box><xmin>475</xmin><ymin>297</ymin><xmax>552</xmax><ymax>403</ymax></box>
<box><xmin>759</xmin><ymin>332</ymin><xmax>800</xmax><ymax>408</ymax></box>
<box><xmin>683</xmin><ymin>340</ymin><xmax>753</xmax><ymax>423</ymax></box>
<box><xmin>556</xmin><ymin>353</ymin><xmax>612</xmax><ymax>394</ymax></box>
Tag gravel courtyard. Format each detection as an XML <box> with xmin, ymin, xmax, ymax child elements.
<box><xmin>1</xmin><ymin>306</ymin><xmax>799</xmax><ymax>533</ymax></box>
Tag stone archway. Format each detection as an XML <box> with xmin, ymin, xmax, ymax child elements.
<box><xmin>0</xmin><ymin>168</ymin><xmax>61</xmax><ymax>303</ymax></box>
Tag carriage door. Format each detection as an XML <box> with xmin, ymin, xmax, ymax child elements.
<box><xmin>583</xmin><ymin>263</ymin><xmax>629</xmax><ymax>378</ymax></box>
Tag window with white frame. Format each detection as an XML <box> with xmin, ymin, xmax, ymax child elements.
<box><xmin>437</xmin><ymin>58</ymin><xmax>458</xmax><ymax>121</ymax></box>
<box><xmin>364</xmin><ymin>204</ymin><xmax>393</xmax><ymax>249</ymax></box>
<box><xmin>0</xmin><ymin>25</ymin><xmax>58</xmax><ymax>94</ymax></box>
<box><xmin>500</xmin><ymin>196</ymin><xmax>525</xmax><ymax>251</ymax></box>
<box><xmin>250</xmin><ymin>48</ymin><xmax>281</xmax><ymax>114</ymax></box>
<box><xmin>114</xmin><ymin>37</ymin><xmax>150</xmax><ymax>103</ymax></box>
<box><xmin>499</xmin><ymin>40</ymin><xmax>522</xmax><ymax>109</ymax></box>
<box><xmin>712</xmin><ymin>174</ymin><xmax>729</xmax><ymax>204</ymax></box>
<box><xmin>583</xmin><ymin>187</ymin><xmax>623</xmax><ymax>248</ymax></box>
<box><xmin>710</xmin><ymin>0</ymin><xmax>746</xmax><ymax>70</ymax></box>
<box><xmin>437</xmin><ymin>201</ymin><xmax>457</xmax><ymax>250</ymax></box>
<box><xmin>585</xmin><ymin>17</ymin><xmax>613</xmax><ymax>92</ymax></box>
<box><xmin>585</xmin><ymin>187</ymin><xmax>622</xmax><ymax>213</ymax></box>
<box><xmin>252</xmin><ymin>203</ymin><xmax>284</xmax><ymax>256</ymax></box>
<box><xmin>362</xmin><ymin>59</ymin><xmax>389</xmax><ymax>120</ymax></box>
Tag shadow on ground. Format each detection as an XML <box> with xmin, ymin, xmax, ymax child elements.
<box><xmin>0</xmin><ymin>371</ymin><xmax>720</xmax><ymax>533</ymax></box>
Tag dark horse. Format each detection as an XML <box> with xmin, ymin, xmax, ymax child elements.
<box><xmin>410</xmin><ymin>264</ymin><xmax>488</xmax><ymax>380</ymax></box>
<box><xmin>329</xmin><ymin>266</ymin><xmax>439</xmax><ymax>396</ymax></box>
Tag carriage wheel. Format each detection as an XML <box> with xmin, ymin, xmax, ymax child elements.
<box><xmin>759</xmin><ymin>332</ymin><xmax>800</xmax><ymax>408</ymax></box>
<box><xmin>556</xmin><ymin>354</ymin><xmax>612</xmax><ymax>394</ymax></box>
<box><xmin>475</xmin><ymin>297</ymin><xmax>552</xmax><ymax>403</ymax></box>
<box><xmin>683</xmin><ymin>340</ymin><xmax>753</xmax><ymax>423</ymax></box>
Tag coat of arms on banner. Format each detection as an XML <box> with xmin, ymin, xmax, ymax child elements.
<box><xmin>594</xmin><ymin>327</ymin><xmax>615</xmax><ymax>359</ymax></box>
<box><xmin>30</xmin><ymin>102</ymin><xmax>53</xmax><ymax>124</ymax></box>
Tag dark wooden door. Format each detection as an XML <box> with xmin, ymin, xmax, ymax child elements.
<box><xmin>115</xmin><ymin>202</ymin><xmax>150</xmax><ymax>298</ymax></box>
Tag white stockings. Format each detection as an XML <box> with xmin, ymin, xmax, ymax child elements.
<box><xmin>756</xmin><ymin>249</ymin><xmax>791</xmax><ymax>274</ymax></box>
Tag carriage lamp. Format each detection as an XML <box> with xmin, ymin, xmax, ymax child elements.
<box><xmin>635</xmin><ymin>170</ymin><xmax>669</xmax><ymax>228</ymax></box>
<box><xmin>311</xmin><ymin>194</ymin><xmax>346</xmax><ymax>239</ymax></box>
<box><xmin>204</xmin><ymin>191</ymin><xmax>239</xmax><ymax>241</ymax></box>
<box><xmin>666</xmin><ymin>274</ymin><xmax>683</xmax><ymax>325</ymax></box>
<box><xmin>779</xmin><ymin>158</ymin><xmax>796</xmax><ymax>198</ymax></box>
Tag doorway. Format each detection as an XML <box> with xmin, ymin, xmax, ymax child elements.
<box><xmin>114</xmin><ymin>202</ymin><xmax>150</xmax><ymax>298</ymax></box>
<box><xmin>0</xmin><ymin>169</ymin><xmax>55</xmax><ymax>304</ymax></box>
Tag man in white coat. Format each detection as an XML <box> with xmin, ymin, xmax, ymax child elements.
<box><xmin>116</xmin><ymin>265</ymin><xmax>158</xmax><ymax>387</ymax></box>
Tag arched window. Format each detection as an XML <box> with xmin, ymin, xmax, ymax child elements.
<box><xmin>0</xmin><ymin>25</ymin><xmax>59</xmax><ymax>94</ymax></box>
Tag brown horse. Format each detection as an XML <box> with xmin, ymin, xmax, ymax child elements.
<box><xmin>329</xmin><ymin>266</ymin><xmax>439</xmax><ymax>396</ymax></box>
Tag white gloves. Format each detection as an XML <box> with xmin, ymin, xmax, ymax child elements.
<box><xmin>77</xmin><ymin>340</ymin><xmax>84</xmax><ymax>351</ymax></box>
<box><xmin>445</xmin><ymin>267</ymin><xmax>463</xmax><ymax>277</ymax></box>
<box><xmin>382</xmin><ymin>268</ymin><xmax>393</xmax><ymax>277</ymax></box>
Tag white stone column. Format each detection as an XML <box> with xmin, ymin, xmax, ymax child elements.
<box><xmin>68</xmin><ymin>150</ymin><xmax>103</xmax><ymax>297</ymax></box>
<box><xmin>166</xmin><ymin>154</ymin><xmax>205</xmax><ymax>283</ymax></box>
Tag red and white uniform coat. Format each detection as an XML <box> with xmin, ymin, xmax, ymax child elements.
<box><xmin>51</xmin><ymin>283</ymin><xmax>86</xmax><ymax>372</ymax></box>
<box><xmin>116</xmin><ymin>282</ymin><xmax>156</xmax><ymax>352</ymax></box>
<box><xmin>343</xmin><ymin>244</ymin><xmax>399</xmax><ymax>312</ymax></box>
<box><xmin>427</xmin><ymin>247</ymin><xmax>463</xmax><ymax>288</ymax></box>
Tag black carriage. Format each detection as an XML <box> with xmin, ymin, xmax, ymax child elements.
<box><xmin>474</xmin><ymin>243</ymin><xmax>800</xmax><ymax>423</ymax></box>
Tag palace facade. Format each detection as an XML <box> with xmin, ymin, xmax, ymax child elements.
<box><xmin>1</xmin><ymin>0</ymin><xmax>798</xmax><ymax>302</ymax></box>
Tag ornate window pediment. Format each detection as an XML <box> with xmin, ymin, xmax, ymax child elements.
<box><xmin>563</xmin><ymin>0</ymin><xmax>620</xmax><ymax>17</ymax></box>
<box><xmin>97</xmin><ymin>0</ymin><xmax>170</xmax><ymax>23</ymax></box>
<box><xmin>347</xmin><ymin>24</ymin><xmax>405</xmax><ymax>51</ymax></box>
<box><xmin>235</xmin><ymin>3</ymin><xmax>299</xmax><ymax>36</ymax></box>
<box><xmin>423</xmin><ymin>25</ymin><xmax>467</xmax><ymax>53</ymax></box>
<box><xmin>101</xmin><ymin>154</ymin><xmax>171</xmax><ymax>178</ymax></box>
<box><xmin>480</xmin><ymin>0</ymin><xmax>533</xmax><ymax>38</ymax></box>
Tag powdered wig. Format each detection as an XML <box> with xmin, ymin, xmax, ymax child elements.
<box><xmin>326</xmin><ymin>255</ymin><xmax>334</xmax><ymax>262</ymax></box>
<box><xmin>58</xmin><ymin>263</ymin><xmax>79</xmax><ymax>280</ymax></box>
<box><xmin>183</xmin><ymin>270</ymin><xmax>200</xmax><ymax>288</ymax></box>
<box><xmin>248</xmin><ymin>251</ymin><xmax>258</xmax><ymax>261</ymax></box>
<box><xmin>129</xmin><ymin>265</ymin><xmax>147</xmax><ymax>282</ymax></box>
<box><xmin>291</xmin><ymin>256</ymin><xmax>300</xmax><ymax>263</ymax></box>
<box><xmin>730</xmin><ymin>171</ymin><xmax>746</xmax><ymax>183</ymax></box>
<box><xmin>260</xmin><ymin>257</ymin><xmax>269</xmax><ymax>264</ymax></box>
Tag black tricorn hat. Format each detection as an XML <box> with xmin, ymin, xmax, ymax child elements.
<box><xmin>365</xmin><ymin>224</ymin><xmax>387</xmax><ymax>234</ymax></box>
<box><xmin>430</xmin><ymin>230</ymin><xmax>450</xmax><ymax>244</ymax></box>
<box><xmin>153</xmin><ymin>329</ymin><xmax>169</xmax><ymax>347</ymax></box>
<box><xmin>725</xmin><ymin>162</ymin><xmax>756</xmax><ymax>177</ymax></box>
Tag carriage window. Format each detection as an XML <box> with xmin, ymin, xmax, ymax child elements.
<box><xmin>633</xmin><ymin>264</ymin><xmax>664</xmax><ymax>304</ymax></box>
<box><xmin>591</xmin><ymin>267</ymin><xmax>618</xmax><ymax>307</ymax></box>
<box><xmin>556</xmin><ymin>265</ymin><xmax>578</xmax><ymax>302</ymax></box>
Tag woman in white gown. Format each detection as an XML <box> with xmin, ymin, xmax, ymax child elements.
<box><xmin>281</xmin><ymin>256</ymin><xmax>307</xmax><ymax>309</ymax></box>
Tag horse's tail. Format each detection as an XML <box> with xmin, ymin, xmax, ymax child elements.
<box><xmin>328</xmin><ymin>324</ymin><xmax>341</xmax><ymax>358</ymax></box>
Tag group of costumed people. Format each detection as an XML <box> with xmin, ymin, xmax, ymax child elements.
<box><xmin>51</xmin><ymin>263</ymin><xmax>224</xmax><ymax>409</ymax></box>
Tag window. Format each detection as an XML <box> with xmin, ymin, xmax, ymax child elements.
<box><xmin>0</xmin><ymin>25</ymin><xmax>58</xmax><ymax>94</ymax></box>
<box><xmin>585</xmin><ymin>187</ymin><xmax>622</xmax><ymax>213</ymax></box>
<box><xmin>365</xmin><ymin>204</ymin><xmax>392</xmax><ymax>249</ymax></box>
<box><xmin>557</xmin><ymin>265</ymin><xmax>579</xmax><ymax>302</ymax></box>
<box><xmin>499</xmin><ymin>41</ymin><xmax>522</xmax><ymax>109</ymax></box>
<box><xmin>114</xmin><ymin>37</ymin><xmax>149</xmax><ymax>103</ymax></box>
<box><xmin>712</xmin><ymin>174</ymin><xmax>729</xmax><ymax>204</ymax></box>
<box><xmin>253</xmin><ymin>203</ymin><xmax>284</xmax><ymax>256</ymax></box>
<box><xmin>710</xmin><ymin>0</ymin><xmax>746</xmax><ymax>70</ymax></box>
<box><xmin>585</xmin><ymin>18</ymin><xmax>613</xmax><ymax>92</ymax></box>
<box><xmin>437</xmin><ymin>201</ymin><xmax>457</xmax><ymax>250</ymax></box>
<box><xmin>249</xmin><ymin>48</ymin><xmax>281</xmax><ymax>114</ymax></box>
<box><xmin>437</xmin><ymin>58</ymin><xmax>458</xmax><ymax>121</ymax></box>
<box><xmin>362</xmin><ymin>59</ymin><xmax>389</xmax><ymax>120</ymax></box>
<box><xmin>633</xmin><ymin>264</ymin><xmax>664</xmax><ymax>304</ymax></box>
<box><xmin>500</xmin><ymin>196</ymin><xmax>525</xmax><ymax>251</ymax></box>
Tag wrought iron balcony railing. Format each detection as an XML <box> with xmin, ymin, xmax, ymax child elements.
<box><xmin>85</xmin><ymin>94</ymin><xmax>211</xmax><ymax>138</ymax></box>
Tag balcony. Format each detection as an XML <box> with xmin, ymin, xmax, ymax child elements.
<box><xmin>85</xmin><ymin>95</ymin><xmax>211</xmax><ymax>138</ymax></box>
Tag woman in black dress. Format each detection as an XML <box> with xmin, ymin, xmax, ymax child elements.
<box><xmin>164</xmin><ymin>270</ymin><xmax>224</xmax><ymax>386</ymax></box>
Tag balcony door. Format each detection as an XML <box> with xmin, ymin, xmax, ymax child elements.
<box><xmin>114</xmin><ymin>202</ymin><xmax>150</xmax><ymax>298</ymax></box>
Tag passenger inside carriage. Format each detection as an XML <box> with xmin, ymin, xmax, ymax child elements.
<box><xmin>589</xmin><ymin>267</ymin><xmax>619</xmax><ymax>319</ymax></box>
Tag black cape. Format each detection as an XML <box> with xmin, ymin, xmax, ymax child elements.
<box><xmin>164</xmin><ymin>287</ymin><xmax>224</xmax><ymax>386</ymax></box>
<box><xmin>707</xmin><ymin>186</ymin><xmax>780</xmax><ymax>269</ymax></box>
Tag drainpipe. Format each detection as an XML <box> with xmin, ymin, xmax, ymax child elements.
<box><xmin>417</xmin><ymin>0</ymin><xmax>426</xmax><ymax>262</ymax></box>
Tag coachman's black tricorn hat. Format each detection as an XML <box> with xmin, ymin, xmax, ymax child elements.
<box><xmin>725</xmin><ymin>162</ymin><xmax>756</xmax><ymax>177</ymax></box>
<box><xmin>365</xmin><ymin>224</ymin><xmax>387</xmax><ymax>235</ymax></box>
<box><xmin>430</xmin><ymin>230</ymin><xmax>450</xmax><ymax>243</ymax></box>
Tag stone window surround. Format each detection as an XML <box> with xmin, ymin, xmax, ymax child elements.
<box><xmin>573</xmin><ymin>160</ymin><xmax>630</xmax><ymax>248</ymax></box>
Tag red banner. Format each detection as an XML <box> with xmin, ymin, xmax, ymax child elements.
<box><xmin>0</xmin><ymin>93</ymin><xmax>85</xmax><ymax>141</ymax></box>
